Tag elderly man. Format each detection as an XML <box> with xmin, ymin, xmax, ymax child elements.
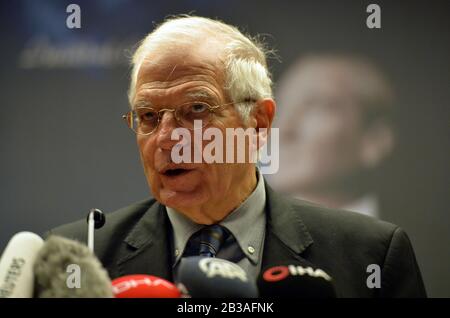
<box><xmin>49</xmin><ymin>16</ymin><xmax>426</xmax><ymax>297</ymax></box>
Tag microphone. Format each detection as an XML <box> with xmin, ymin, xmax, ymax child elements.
<box><xmin>33</xmin><ymin>235</ymin><xmax>113</xmax><ymax>298</ymax></box>
<box><xmin>112</xmin><ymin>274</ymin><xmax>181</xmax><ymax>298</ymax></box>
<box><xmin>257</xmin><ymin>263</ymin><xmax>336</xmax><ymax>298</ymax></box>
<box><xmin>0</xmin><ymin>232</ymin><xmax>44</xmax><ymax>298</ymax></box>
<box><xmin>177</xmin><ymin>256</ymin><xmax>258</xmax><ymax>298</ymax></box>
<box><xmin>86</xmin><ymin>208</ymin><xmax>106</xmax><ymax>252</ymax></box>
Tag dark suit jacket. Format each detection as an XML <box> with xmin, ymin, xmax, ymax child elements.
<box><xmin>48</xmin><ymin>182</ymin><xmax>426</xmax><ymax>297</ymax></box>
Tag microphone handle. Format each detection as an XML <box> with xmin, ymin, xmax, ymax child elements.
<box><xmin>87</xmin><ymin>211</ymin><xmax>95</xmax><ymax>252</ymax></box>
<box><xmin>86</xmin><ymin>208</ymin><xmax>106</xmax><ymax>253</ymax></box>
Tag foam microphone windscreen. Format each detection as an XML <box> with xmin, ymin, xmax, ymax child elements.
<box><xmin>257</xmin><ymin>263</ymin><xmax>337</xmax><ymax>298</ymax></box>
<box><xmin>177</xmin><ymin>256</ymin><xmax>258</xmax><ymax>298</ymax></box>
<box><xmin>33</xmin><ymin>235</ymin><xmax>113</xmax><ymax>298</ymax></box>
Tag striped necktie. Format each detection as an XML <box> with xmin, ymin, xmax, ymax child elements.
<box><xmin>198</xmin><ymin>225</ymin><xmax>228</xmax><ymax>257</ymax></box>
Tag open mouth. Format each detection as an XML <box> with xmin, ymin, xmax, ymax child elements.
<box><xmin>162</xmin><ymin>168</ymin><xmax>191</xmax><ymax>177</ymax></box>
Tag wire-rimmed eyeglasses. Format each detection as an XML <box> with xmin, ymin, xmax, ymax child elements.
<box><xmin>122</xmin><ymin>100</ymin><xmax>252</xmax><ymax>135</ymax></box>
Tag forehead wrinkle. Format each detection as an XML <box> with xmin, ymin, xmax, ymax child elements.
<box><xmin>134</xmin><ymin>55</ymin><xmax>226</xmax><ymax>107</ymax></box>
<box><xmin>133</xmin><ymin>81</ymin><xmax>222</xmax><ymax>109</ymax></box>
<box><xmin>165</xmin><ymin>64</ymin><xmax>179</xmax><ymax>82</ymax></box>
<box><xmin>136</xmin><ymin>78</ymin><xmax>221</xmax><ymax>98</ymax></box>
<box><xmin>138</xmin><ymin>74</ymin><xmax>220</xmax><ymax>91</ymax></box>
<box><xmin>138</xmin><ymin>57</ymin><xmax>222</xmax><ymax>87</ymax></box>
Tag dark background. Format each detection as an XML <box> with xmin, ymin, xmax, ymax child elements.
<box><xmin>0</xmin><ymin>0</ymin><xmax>448</xmax><ymax>297</ymax></box>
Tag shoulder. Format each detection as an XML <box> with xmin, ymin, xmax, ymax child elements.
<box><xmin>266</xmin><ymin>185</ymin><xmax>400</xmax><ymax>250</ymax></box>
<box><xmin>264</xmin><ymin>180</ymin><xmax>398</xmax><ymax>246</ymax></box>
<box><xmin>275</xmin><ymin>195</ymin><xmax>426</xmax><ymax>297</ymax></box>
<box><xmin>269</xmin><ymin>190</ymin><xmax>403</xmax><ymax>269</ymax></box>
<box><xmin>289</xmin><ymin>196</ymin><xmax>399</xmax><ymax>244</ymax></box>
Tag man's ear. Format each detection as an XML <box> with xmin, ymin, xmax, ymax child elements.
<box><xmin>250</xmin><ymin>98</ymin><xmax>276</xmax><ymax>151</ymax></box>
<box><xmin>253</xmin><ymin>98</ymin><xmax>276</xmax><ymax>130</ymax></box>
<box><xmin>360</xmin><ymin>121</ymin><xmax>395</xmax><ymax>168</ymax></box>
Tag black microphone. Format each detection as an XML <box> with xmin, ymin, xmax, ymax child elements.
<box><xmin>257</xmin><ymin>263</ymin><xmax>336</xmax><ymax>298</ymax></box>
<box><xmin>177</xmin><ymin>256</ymin><xmax>258</xmax><ymax>298</ymax></box>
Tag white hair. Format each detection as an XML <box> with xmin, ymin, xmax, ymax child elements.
<box><xmin>128</xmin><ymin>15</ymin><xmax>273</xmax><ymax>123</ymax></box>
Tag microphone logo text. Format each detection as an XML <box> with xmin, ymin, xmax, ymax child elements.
<box><xmin>199</xmin><ymin>258</ymin><xmax>248</xmax><ymax>282</ymax></box>
<box><xmin>0</xmin><ymin>258</ymin><xmax>25</xmax><ymax>298</ymax></box>
<box><xmin>263</xmin><ymin>265</ymin><xmax>332</xmax><ymax>282</ymax></box>
<box><xmin>112</xmin><ymin>277</ymin><xmax>176</xmax><ymax>294</ymax></box>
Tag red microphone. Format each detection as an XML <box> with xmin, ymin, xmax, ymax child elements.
<box><xmin>112</xmin><ymin>275</ymin><xmax>181</xmax><ymax>298</ymax></box>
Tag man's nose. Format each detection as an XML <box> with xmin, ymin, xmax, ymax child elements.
<box><xmin>155</xmin><ymin>111</ymin><xmax>179</xmax><ymax>150</ymax></box>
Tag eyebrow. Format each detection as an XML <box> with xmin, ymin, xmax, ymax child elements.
<box><xmin>133</xmin><ymin>100</ymin><xmax>153</xmax><ymax>109</ymax></box>
<box><xmin>185</xmin><ymin>91</ymin><xmax>217</xmax><ymax>103</ymax></box>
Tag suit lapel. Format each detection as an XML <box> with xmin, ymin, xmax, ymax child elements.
<box><xmin>262</xmin><ymin>181</ymin><xmax>315</xmax><ymax>268</ymax></box>
<box><xmin>113</xmin><ymin>181</ymin><xmax>315</xmax><ymax>281</ymax></box>
<box><xmin>116</xmin><ymin>202</ymin><xmax>173</xmax><ymax>281</ymax></box>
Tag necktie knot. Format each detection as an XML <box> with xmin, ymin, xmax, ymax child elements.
<box><xmin>198</xmin><ymin>225</ymin><xmax>228</xmax><ymax>257</ymax></box>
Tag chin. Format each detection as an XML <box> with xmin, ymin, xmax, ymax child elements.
<box><xmin>157</xmin><ymin>187</ymin><xmax>207</xmax><ymax>211</ymax></box>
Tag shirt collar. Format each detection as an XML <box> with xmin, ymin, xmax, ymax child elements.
<box><xmin>166</xmin><ymin>168</ymin><xmax>266</xmax><ymax>265</ymax></box>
